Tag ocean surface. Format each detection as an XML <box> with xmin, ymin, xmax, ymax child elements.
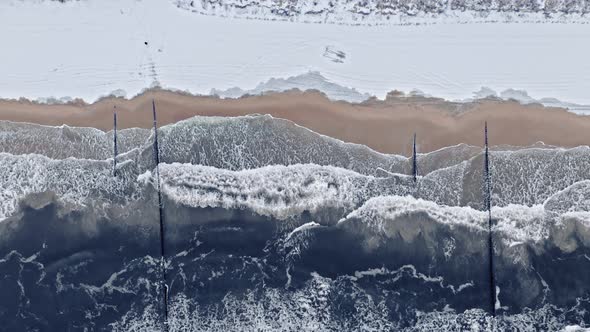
<box><xmin>0</xmin><ymin>115</ymin><xmax>589</xmax><ymax>331</ymax></box>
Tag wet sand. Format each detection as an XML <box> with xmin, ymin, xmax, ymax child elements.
<box><xmin>1</xmin><ymin>89</ymin><xmax>589</xmax><ymax>155</ymax></box>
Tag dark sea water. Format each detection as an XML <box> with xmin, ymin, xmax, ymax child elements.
<box><xmin>0</xmin><ymin>116</ymin><xmax>589</xmax><ymax>331</ymax></box>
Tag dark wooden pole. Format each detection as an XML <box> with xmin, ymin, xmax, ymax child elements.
<box><xmin>412</xmin><ymin>132</ymin><xmax>417</xmax><ymax>183</ymax></box>
<box><xmin>113</xmin><ymin>107</ymin><xmax>118</xmax><ymax>177</ymax></box>
<box><xmin>152</xmin><ymin>100</ymin><xmax>169</xmax><ymax>330</ymax></box>
<box><xmin>484</xmin><ymin>121</ymin><xmax>496</xmax><ymax>317</ymax></box>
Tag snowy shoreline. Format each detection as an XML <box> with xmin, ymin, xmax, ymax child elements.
<box><xmin>1</xmin><ymin>0</ymin><xmax>590</xmax><ymax>108</ymax></box>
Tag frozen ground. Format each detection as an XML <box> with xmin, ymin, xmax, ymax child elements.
<box><xmin>1</xmin><ymin>0</ymin><xmax>590</xmax><ymax>111</ymax></box>
<box><xmin>173</xmin><ymin>0</ymin><xmax>590</xmax><ymax>24</ymax></box>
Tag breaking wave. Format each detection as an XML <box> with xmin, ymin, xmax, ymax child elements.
<box><xmin>0</xmin><ymin>115</ymin><xmax>589</xmax><ymax>330</ymax></box>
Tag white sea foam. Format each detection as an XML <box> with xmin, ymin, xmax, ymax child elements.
<box><xmin>156</xmin><ymin>114</ymin><xmax>406</xmax><ymax>176</ymax></box>
<box><xmin>285</xmin><ymin>221</ymin><xmax>322</xmax><ymax>242</ymax></box>
<box><xmin>340</xmin><ymin>195</ymin><xmax>485</xmax><ymax>231</ymax></box>
<box><xmin>157</xmin><ymin>163</ymin><xmax>408</xmax><ymax>220</ymax></box>
<box><xmin>156</xmin><ymin>162</ymin><xmax>590</xmax><ymax>243</ymax></box>
<box><xmin>494</xmin><ymin>204</ymin><xmax>549</xmax><ymax>245</ymax></box>
<box><xmin>1</xmin><ymin>130</ymin><xmax>589</xmax><ymax>236</ymax></box>
<box><xmin>563</xmin><ymin>325</ymin><xmax>590</xmax><ymax>332</ymax></box>
<box><xmin>0</xmin><ymin>153</ymin><xmax>142</xmax><ymax>221</ymax></box>
<box><xmin>544</xmin><ymin>180</ymin><xmax>590</xmax><ymax>214</ymax></box>
<box><xmin>339</xmin><ymin>195</ymin><xmax>556</xmax><ymax>244</ymax></box>
<box><xmin>489</xmin><ymin>146</ymin><xmax>590</xmax><ymax>207</ymax></box>
<box><xmin>110</xmin><ymin>268</ymin><xmax>585</xmax><ymax>332</ymax></box>
<box><xmin>0</xmin><ymin>121</ymin><xmax>149</xmax><ymax>160</ymax></box>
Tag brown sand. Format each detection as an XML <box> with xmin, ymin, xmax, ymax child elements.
<box><xmin>1</xmin><ymin>89</ymin><xmax>589</xmax><ymax>155</ymax></box>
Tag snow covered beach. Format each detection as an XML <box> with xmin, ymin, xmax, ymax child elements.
<box><xmin>1</xmin><ymin>0</ymin><xmax>590</xmax><ymax>110</ymax></box>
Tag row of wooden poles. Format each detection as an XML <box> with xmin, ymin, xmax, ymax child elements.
<box><xmin>111</xmin><ymin>102</ymin><xmax>496</xmax><ymax>330</ymax></box>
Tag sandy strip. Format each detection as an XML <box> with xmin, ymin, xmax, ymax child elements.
<box><xmin>1</xmin><ymin>89</ymin><xmax>589</xmax><ymax>155</ymax></box>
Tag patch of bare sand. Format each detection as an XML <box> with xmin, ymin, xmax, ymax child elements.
<box><xmin>1</xmin><ymin>89</ymin><xmax>588</xmax><ymax>155</ymax></box>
